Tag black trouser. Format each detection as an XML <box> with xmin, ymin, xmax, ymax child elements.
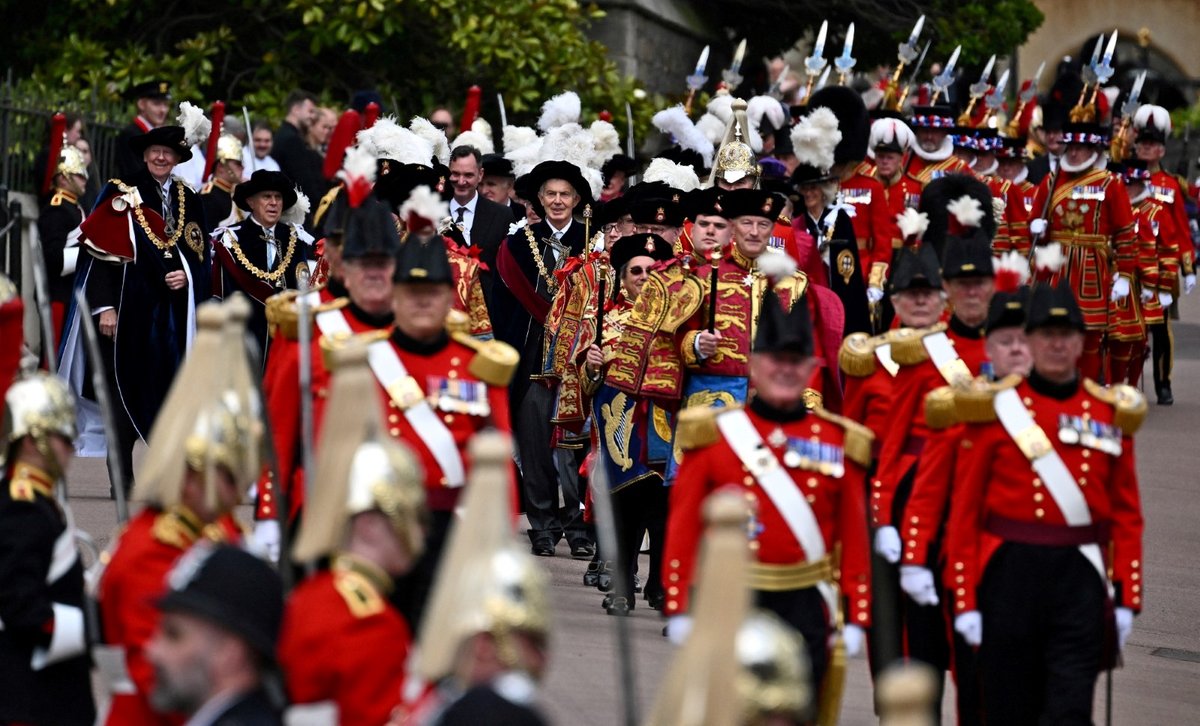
<box><xmin>609</xmin><ymin>477</ymin><xmax>667</xmax><ymax>604</ymax></box>
<box><xmin>756</xmin><ymin>587</ymin><xmax>831</xmax><ymax>707</ymax></box>
<box><xmin>515</xmin><ymin>383</ymin><xmax>575</xmax><ymax>544</ymax></box>
<box><xmin>98</xmin><ymin>335</ymin><xmax>137</xmax><ymax>495</ymax></box>
<box><xmin>554</xmin><ymin>446</ymin><xmax>590</xmax><ymax>545</ymax></box>
<box><xmin>393</xmin><ymin>509</ymin><xmax>454</xmax><ymax>631</ymax></box>
<box><xmin>979</xmin><ymin>542</ymin><xmax>1108</xmax><ymax>725</ymax></box>
<box><xmin>1150</xmin><ymin>319</ymin><xmax>1172</xmax><ymax>392</ymax></box>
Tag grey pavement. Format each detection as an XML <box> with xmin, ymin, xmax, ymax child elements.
<box><xmin>66</xmin><ymin>294</ymin><xmax>1200</xmax><ymax>724</ymax></box>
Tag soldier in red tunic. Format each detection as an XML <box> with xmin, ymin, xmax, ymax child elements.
<box><xmin>995</xmin><ymin>136</ymin><xmax>1036</xmax><ymax>217</ymax></box>
<box><xmin>973</xmin><ymin>129</ymin><xmax>1031</xmax><ymax>256</ymax></box>
<box><xmin>663</xmin><ymin>289</ymin><xmax>872</xmax><ymax>717</ymax></box>
<box><xmin>906</xmin><ymin>106</ymin><xmax>975</xmax><ymax>186</ymax></box>
<box><xmin>945</xmin><ymin>276</ymin><xmax>1145</xmax><ymax>724</ymax></box>
<box><xmin>868</xmin><ymin>113</ymin><xmax>923</xmax><ymax>286</ymax></box>
<box><xmin>280</xmin><ymin>344</ymin><xmax>428</xmax><ymax>726</ymax></box>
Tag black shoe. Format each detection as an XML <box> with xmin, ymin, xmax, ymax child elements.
<box><xmin>633</xmin><ymin>574</ymin><xmax>642</xmax><ymax>593</ymax></box>
<box><xmin>597</xmin><ymin>562</ymin><xmax>614</xmax><ymax>592</ymax></box>
<box><xmin>606</xmin><ymin>596</ymin><xmax>632</xmax><ymax>616</ymax></box>
<box><xmin>601</xmin><ymin>593</ymin><xmax>613</xmax><ymax>609</ymax></box>
<box><xmin>531</xmin><ymin>540</ymin><xmax>555</xmax><ymax>557</ymax></box>
<box><xmin>1158</xmin><ymin>385</ymin><xmax>1174</xmax><ymax>405</ymax></box>
<box><xmin>570</xmin><ymin>540</ymin><xmax>596</xmax><ymax>559</ymax></box>
<box><xmin>583</xmin><ymin>559</ymin><xmax>601</xmax><ymax>587</ymax></box>
<box><xmin>645</xmin><ymin>591</ymin><xmax>665</xmax><ymax>611</ymax></box>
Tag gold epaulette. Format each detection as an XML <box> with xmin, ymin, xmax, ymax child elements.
<box><xmin>333</xmin><ymin>568</ymin><xmax>387</xmax><ymax>618</ymax></box>
<box><xmin>1083</xmin><ymin>379</ymin><xmax>1147</xmax><ymax>435</ymax></box>
<box><xmin>924</xmin><ymin>385</ymin><xmax>959</xmax><ymax>430</ymax></box>
<box><xmin>675</xmin><ymin>405</ymin><xmax>732</xmax><ymax>451</ymax></box>
<box><xmin>152</xmin><ymin>507</ymin><xmax>203</xmax><ymax>550</ymax></box>
<box><xmin>890</xmin><ymin>323</ymin><xmax>946</xmax><ymax>366</ymax></box>
<box><xmin>839</xmin><ymin>333</ymin><xmax>876</xmax><ymax>378</ymax></box>
<box><xmin>319</xmin><ymin>329</ymin><xmax>390</xmax><ymax>370</ymax></box>
<box><xmin>0</xmin><ymin>274</ymin><xmax>15</xmax><ymax>303</ymax></box>
<box><xmin>811</xmin><ymin>408</ymin><xmax>875</xmax><ymax>468</ymax></box>
<box><xmin>49</xmin><ymin>189</ymin><xmax>76</xmax><ymax>207</ymax></box>
<box><xmin>8</xmin><ymin>463</ymin><xmax>54</xmax><ymax>502</ymax></box>
<box><xmin>266</xmin><ymin>291</ymin><xmax>347</xmax><ymax>340</ymax></box>
<box><xmin>953</xmin><ymin>374</ymin><xmax>1022</xmax><ymax>423</ymax></box>
<box><xmin>313</xmin><ymin>186</ymin><xmax>342</xmax><ymax>229</ymax></box>
<box><xmin>445</xmin><ymin>311</ymin><xmax>519</xmax><ymax>387</ymax></box>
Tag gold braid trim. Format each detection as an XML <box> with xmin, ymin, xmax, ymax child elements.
<box><xmin>116</xmin><ymin>180</ymin><xmax>186</xmax><ymax>252</ymax></box>
<box><xmin>227</xmin><ymin>226</ymin><xmax>298</xmax><ymax>285</ymax></box>
<box><xmin>524</xmin><ymin>225</ymin><xmax>558</xmax><ymax>293</ymax></box>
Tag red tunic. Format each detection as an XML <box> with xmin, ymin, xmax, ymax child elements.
<box><xmin>1109</xmin><ymin>198</ymin><xmax>1165</xmax><ymax>339</ymax></box>
<box><xmin>907</xmin><ymin>155</ymin><xmax>974</xmax><ymax>187</ymax></box>
<box><xmin>984</xmin><ymin>175</ymin><xmax>1031</xmax><ymax>257</ymax></box>
<box><xmin>901</xmin><ymin>404</ymin><xmax>961</xmax><ymax>567</ymax></box>
<box><xmin>1148</xmin><ymin>169</ymin><xmax>1193</xmax><ymax>284</ymax></box>
<box><xmin>945</xmin><ymin>378</ymin><xmax>1145</xmax><ymax>614</ymax></box>
<box><xmin>279</xmin><ymin>563</ymin><xmax>411</xmax><ymax>726</ymax></box>
<box><xmin>840</xmin><ymin>161</ymin><xmax>894</xmax><ymax>281</ymax></box>
<box><xmin>663</xmin><ymin>405</ymin><xmax>872</xmax><ymax>627</ymax></box>
<box><xmin>840</xmin><ymin>337</ymin><xmax>900</xmax><ymax>458</ymax></box>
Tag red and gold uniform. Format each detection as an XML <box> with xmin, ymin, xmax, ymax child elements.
<box><xmin>444</xmin><ymin>237</ymin><xmax>492</xmax><ymax>340</ymax></box>
<box><xmin>877</xmin><ymin>172</ymin><xmax>924</xmax><ymax>254</ymax></box>
<box><xmin>908</xmin><ymin>154</ymin><xmax>974</xmax><ymax>188</ymax></box>
<box><xmin>546</xmin><ymin>250</ymin><xmax>609</xmax><ymax>431</ymax></box>
<box><xmin>1148</xmin><ymin>168</ymin><xmax>1194</xmax><ymax>281</ymax></box>
<box><xmin>983</xmin><ymin>175</ymin><xmax>1031</xmax><ymax>256</ymax></box>
<box><xmin>840</xmin><ymin>160</ymin><xmax>895</xmax><ymax>282</ymax></box>
<box><xmin>1030</xmin><ymin>168</ymin><xmax>1136</xmax><ymax>379</ymax></box>
<box><xmin>900</xmin><ymin>387</ymin><xmax>961</xmax><ymax>570</ymax></box>
<box><xmin>1107</xmin><ymin>193</ymin><xmax>1167</xmax><ymax>384</ymax></box>
<box><xmin>279</xmin><ymin>556</ymin><xmax>410</xmax><ymax>725</ymax></box>
<box><xmin>838</xmin><ymin>331</ymin><xmax>903</xmax><ymax>459</ymax></box>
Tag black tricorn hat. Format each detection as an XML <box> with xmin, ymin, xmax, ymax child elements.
<box><xmin>480</xmin><ymin>153</ymin><xmax>516</xmax><ymax>179</ymax></box>
<box><xmin>341</xmin><ymin>197</ymin><xmax>402</xmax><ymax>260</ymax></box>
<box><xmin>685</xmin><ymin>187</ymin><xmax>728</xmax><ymax>220</ymax></box>
<box><xmin>918</xmin><ymin>173</ymin><xmax>997</xmax><ymax>262</ymax></box>
<box><xmin>987</xmin><ymin>287</ymin><xmax>1030</xmax><ymax>333</ymax></box>
<box><xmin>610</xmin><ymin>233</ymin><xmax>674</xmax><ymax>273</ymax></box>
<box><xmin>1026</xmin><ymin>279</ymin><xmax>1085</xmax><ymax>333</ymax></box>
<box><xmin>942</xmin><ymin>229</ymin><xmax>996</xmax><ymax>279</ymax></box>
<box><xmin>889</xmin><ymin>244</ymin><xmax>944</xmax><ymax>293</ymax></box>
<box><xmin>234</xmin><ymin>170</ymin><xmax>298</xmax><ymax>211</ymax></box>
<box><xmin>375</xmin><ymin>162</ymin><xmax>441</xmax><ymax>212</ymax></box>
<box><xmin>393</xmin><ymin>234</ymin><xmax>454</xmax><ymax>284</ymax></box>
<box><xmin>721</xmin><ymin>188</ymin><xmax>787</xmax><ymax>220</ymax></box>
<box><xmin>129</xmin><ymin>125</ymin><xmax>193</xmax><ymax>163</ymax></box>
<box><xmin>594</xmin><ymin>196</ymin><xmax>630</xmax><ymax>228</ymax></box>
<box><xmin>127</xmin><ymin>79</ymin><xmax>172</xmax><ymax>101</ymax></box>
<box><xmin>806</xmin><ymin>85</ymin><xmax>870</xmax><ymax>164</ymax></box>
<box><xmin>753</xmin><ymin>290</ymin><xmax>814</xmax><ymax>356</ymax></box>
<box><xmin>156</xmin><ymin>543</ymin><xmax>283</xmax><ymax>661</ymax></box>
<box><xmin>518</xmin><ymin>159</ymin><xmax>595</xmax><ymax>216</ymax></box>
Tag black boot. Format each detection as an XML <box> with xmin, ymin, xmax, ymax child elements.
<box><xmin>1158</xmin><ymin>384</ymin><xmax>1174</xmax><ymax>405</ymax></box>
<box><xmin>583</xmin><ymin>557</ymin><xmax>601</xmax><ymax>587</ymax></box>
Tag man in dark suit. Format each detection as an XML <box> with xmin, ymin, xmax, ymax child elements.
<box><xmin>449</xmin><ymin>146</ymin><xmax>518</xmax><ymax>304</ymax></box>
<box><xmin>1026</xmin><ymin>100</ymin><xmax>1068</xmax><ymax>187</ymax></box>
<box><xmin>270</xmin><ymin>90</ymin><xmax>326</xmax><ymax>228</ymax></box>
<box><xmin>480</xmin><ymin>153</ymin><xmax>527</xmax><ymax>222</ymax></box>
<box><xmin>149</xmin><ymin>545</ymin><xmax>284</xmax><ymax>725</ymax></box>
<box><xmin>114</xmin><ymin>80</ymin><xmax>172</xmax><ymax>179</ymax></box>
<box><xmin>491</xmin><ymin>160</ymin><xmax>592</xmax><ymax>557</ymax></box>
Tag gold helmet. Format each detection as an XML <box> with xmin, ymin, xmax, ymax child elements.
<box><xmin>215</xmin><ymin>134</ymin><xmax>244</xmax><ymax>165</ymax></box>
<box><xmin>414</xmin><ymin>431</ymin><xmax>548</xmax><ymax>684</ymax></box>
<box><xmin>57</xmin><ymin>146</ymin><xmax>88</xmax><ymax>180</ymax></box>
<box><xmin>737</xmin><ymin>609</ymin><xmax>813</xmax><ymax>724</ymax></box>
<box><xmin>645</xmin><ymin>491</ymin><xmax>752</xmax><ymax>726</ymax></box>
<box><xmin>292</xmin><ymin>343</ymin><xmax>427</xmax><ymax>563</ymax></box>
<box><xmin>1</xmin><ymin>370</ymin><xmax>77</xmax><ymax>470</ymax></box>
<box><xmin>709</xmin><ymin>98</ymin><xmax>760</xmax><ymax>187</ymax></box>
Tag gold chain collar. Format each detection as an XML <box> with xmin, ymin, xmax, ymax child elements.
<box><xmin>118</xmin><ymin>180</ymin><xmax>187</xmax><ymax>252</ymax></box>
<box><xmin>524</xmin><ymin>225</ymin><xmax>559</xmax><ymax>293</ymax></box>
<box><xmin>228</xmin><ymin>225</ymin><xmax>298</xmax><ymax>285</ymax></box>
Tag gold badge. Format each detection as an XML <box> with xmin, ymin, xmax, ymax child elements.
<box><xmin>837</xmin><ymin>249</ymin><xmax>855</xmax><ymax>285</ymax></box>
<box><xmin>655</xmin><ymin>207</ymin><xmax>665</xmax><ymax>223</ymax></box>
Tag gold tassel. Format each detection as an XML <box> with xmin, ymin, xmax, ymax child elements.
<box><xmin>817</xmin><ymin>628</ymin><xmax>848</xmax><ymax>726</ymax></box>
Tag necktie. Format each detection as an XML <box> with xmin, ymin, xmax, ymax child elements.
<box><xmin>161</xmin><ymin>185</ymin><xmax>175</xmax><ymax>235</ymax></box>
<box><xmin>455</xmin><ymin>206</ymin><xmax>466</xmax><ymax>225</ymax></box>
<box><xmin>264</xmin><ymin>227</ymin><xmax>278</xmax><ymax>269</ymax></box>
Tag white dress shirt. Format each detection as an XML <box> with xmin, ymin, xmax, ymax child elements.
<box><xmin>451</xmin><ymin>193</ymin><xmax>479</xmax><ymax>246</ymax></box>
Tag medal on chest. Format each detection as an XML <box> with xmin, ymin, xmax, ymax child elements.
<box><xmin>428</xmin><ymin>376</ymin><xmax>491</xmax><ymax>417</ymax></box>
<box><xmin>1056</xmin><ymin>413</ymin><xmax>1121</xmax><ymax>456</ymax></box>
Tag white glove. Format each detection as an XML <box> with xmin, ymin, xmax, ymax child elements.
<box><xmin>955</xmin><ymin>611</ymin><xmax>983</xmax><ymax>647</ymax></box>
<box><xmin>1116</xmin><ymin>607</ymin><xmax>1134</xmax><ymax>652</ymax></box>
<box><xmin>900</xmin><ymin>565</ymin><xmax>940</xmax><ymax>606</ymax></box>
<box><xmin>874</xmin><ymin>526</ymin><xmax>902</xmax><ymax>564</ymax></box>
<box><xmin>1186</xmin><ymin>274</ymin><xmax>1196</xmax><ymax>295</ymax></box>
<box><xmin>1111</xmin><ymin>275</ymin><xmax>1131</xmax><ymax>302</ymax></box>
<box><xmin>1029</xmin><ymin>218</ymin><xmax>1048</xmax><ymax>237</ymax></box>
<box><xmin>250</xmin><ymin>520</ymin><xmax>281</xmax><ymax>564</ymax></box>
<box><xmin>867</xmin><ymin>286</ymin><xmax>885</xmax><ymax>304</ymax></box>
<box><xmin>1159</xmin><ymin>291</ymin><xmax>1175</xmax><ymax>308</ymax></box>
<box><xmin>1140</xmin><ymin>287</ymin><xmax>1155</xmax><ymax>303</ymax></box>
<box><xmin>842</xmin><ymin>624</ymin><xmax>866</xmax><ymax>657</ymax></box>
<box><xmin>666</xmin><ymin>615</ymin><xmax>694</xmax><ymax>645</ymax></box>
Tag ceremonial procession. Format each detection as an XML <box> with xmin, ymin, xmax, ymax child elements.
<box><xmin>4</xmin><ymin>1</ymin><xmax>1200</xmax><ymax>724</ymax></box>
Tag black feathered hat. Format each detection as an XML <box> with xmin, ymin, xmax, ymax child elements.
<box><xmin>1026</xmin><ymin>279</ymin><xmax>1085</xmax><ymax>333</ymax></box>
<box><xmin>942</xmin><ymin>229</ymin><xmax>996</xmax><ymax>279</ymax></box>
<box><xmin>806</xmin><ymin>85</ymin><xmax>870</xmax><ymax>164</ymax></box>
<box><xmin>341</xmin><ymin>197</ymin><xmax>403</xmax><ymax>260</ymax></box>
<box><xmin>753</xmin><ymin>290</ymin><xmax>814</xmax><ymax>355</ymax></box>
<box><xmin>129</xmin><ymin>125</ymin><xmax>193</xmax><ymax>162</ymax></box>
<box><xmin>889</xmin><ymin>244</ymin><xmax>944</xmax><ymax>293</ymax></box>
<box><xmin>610</xmin><ymin>233</ymin><xmax>674</xmax><ymax>274</ymax></box>
<box><xmin>393</xmin><ymin>234</ymin><xmax>454</xmax><ymax>284</ymax></box>
<box><xmin>917</xmin><ymin>173</ymin><xmax>997</xmax><ymax>262</ymax></box>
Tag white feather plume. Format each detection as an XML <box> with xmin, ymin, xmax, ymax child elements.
<box><xmin>588</xmin><ymin>120</ymin><xmax>621</xmax><ymax>167</ymax></box>
<box><xmin>337</xmin><ymin>145</ymin><xmax>378</xmax><ymax>186</ymax></box>
<box><xmin>652</xmin><ymin>105</ymin><xmax>715</xmax><ymax>169</ymax></box>
<box><xmin>706</xmin><ymin>94</ymin><xmax>735</xmax><ymax>124</ymax></box>
<box><xmin>755</xmin><ymin>251</ymin><xmax>798</xmax><ymax>281</ymax></box>
<box><xmin>502</xmin><ymin>125</ymin><xmax>539</xmax><ymax>155</ymax></box>
<box><xmin>993</xmin><ymin>250</ymin><xmax>1031</xmax><ymax>285</ymax></box>
<box><xmin>1132</xmin><ymin>104</ymin><xmax>1171</xmax><ymax>136</ymax></box>
<box><xmin>399</xmin><ymin>185</ymin><xmax>450</xmax><ymax>225</ymax></box>
<box><xmin>867</xmin><ymin>119</ymin><xmax>915</xmax><ymax>159</ymax></box>
<box><xmin>538</xmin><ymin>91</ymin><xmax>582</xmax><ymax>132</ymax></box>
<box><xmin>896</xmin><ymin>208</ymin><xmax>930</xmax><ymax>240</ymax></box>
<box><xmin>1033</xmin><ymin>243</ymin><xmax>1065</xmax><ymax>273</ymax></box>
<box><xmin>540</xmin><ymin>123</ymin><xmax>595</xmax><ymax>169</ymax></box>
<box><xmin>947</xmin><ymin>194</ymin><xmax>985</xmax><ymax>228</ymax></box>
<box><xmin>176</xmin><ymin>102</ymin><xmax>211</xmax><ymax>147</ymax></box>
<box><xmin>357</xmin><ymin>117</ymin><xmax>434</xmax><ymax>167</ymax></box>
<box><xmin>451</xmin><ymin>129</ymin><xmax>495</xmax><ymax>155</ymax></box>
<box><xmin>580</xmin><ymin>166</ymin><xmax>604</xmax><ymax>200</ymax></box>
<box><xmin>409</xmin><ymin>117</ymin><xmax>450</xmax><ymax>165</ymax></box>
<box><xmin>471</xmin><ymin>117</ymin><xmax>493</xmax><ymax>142</ymax></box>
<box><xmin>745</xmin><ymin>96</ymin><xmax>786</xmax><ymax>153</ymax></box>
<box><xmin>642</xmin><ymin>158</ymin><xmax>701</xmax><ymax>192</ymax></box>
<box><xmin>281</xmin><ymin>188</ymin><xmax>310</xmax><ymax>227</ymax></box>
<box><xmin>790</xmin><ymin>106</ymin><xmax>842</xmax><ymax>172</ymax></box>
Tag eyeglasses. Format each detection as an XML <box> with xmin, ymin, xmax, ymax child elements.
<box><xmin>602</xmin><ymin>224</ymin><xmax>619</xmax><ymax>233</ymax></box>
<box><xmin>432</xmin><ymin>122</ymin><xmax>450</xmax><ymax>131</ymax></box>
<box><xmin>626</xmin><ymin>266</ymin><xmax>648</xmax><ymax>276</ymax></box>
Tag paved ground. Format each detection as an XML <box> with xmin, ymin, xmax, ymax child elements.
<box><xmin>67</xmin><ymin>295</ymin><xmax>1200</xmax><ymax>724</ymax></box>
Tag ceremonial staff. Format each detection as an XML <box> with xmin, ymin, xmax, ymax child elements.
<box><xmin>1072</xmin><ymin>34</ymin><xmax>1106</xmax><ymax>122</ymax></box>
<box><xmin>722</xmin><ymin>38</ymin><xmax>748</xmax><ymax>92</ymax></box>
<box><xmin>684</xmin><ymin>45</ymin><xmax>710</xmax><ymax>115</ymax></box>
<box><xmin>803</xmin><ymin>20</ymin><xmax>829</xmax><ymax>102</ymax></box>
<box><xmin>1110</xmin><ymin>70</ymin><xmax>1146</xmax><ymax>163</ymax></box>
<box><xmin>958</xmin><ymin>54</ymin><xmax>995</xmax><ymax>125</ymax></box>
<box><xmin>27</xmin><ymin>228</ymin><xmax>58</xmax><ymax>373</ymax></box>
<box><xmin>295</xmin><ymin>275</ymin><xmax>316</xmax><ymax>517</ymax></box>
<box><xmin>707</xmin><ymin>248</ymin><xmax>721</xmax><ymax>333</ymax></box>
<box><xmin>929</xmin><ymin>45</ymin><xmax>961</xmax><ymax>104</ymax></box>
<box><xmin>202</xmin><ymin>100</ymin><xmax>225</xmax><ymax>182</ymax></box>
<box><xmin>895</xmin><ymin>40</ymin><xmax>931</xmax><ymax>110</ymax></box>
<box><xmin>1006</xmin><ymin>61</ymin><xmax>1046</xmax><ymax>137</ymax></box>
<box><xmin>242</xmin><ymin>106</ymin><xmax>256</xmax><ymax>174</ymax></box>
<box><xmin>73</xmin><ymin>290</ymin><xmax>129</xmax><ymax>523</ymax></box>
<box><xmin>885</xmin><ymin>15</ymin><xmax>925</xmax><ymax>108</ymax></box>
<box><xmin>982</xmin><ymin>69</ymin><xmax>1009</xmax><ymax>125</ymax></box>
<box><xmin>835</xmin><ymin>23</ymin><xmax>856</xmax><ymax>86</ymax></box>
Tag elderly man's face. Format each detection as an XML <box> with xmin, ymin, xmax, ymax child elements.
<box><xmin>539</xmin><ymin>179</ymin><xmax>580</xmax><ymax>226</ymax></box>
<box><xmin>733</xmin><ymin>215</ymin><xmax>773</xmax><ymax>258</ymax></box>
<box><xmin>143</xmin><ymin>144</ymin><xmax>181</xmax><ymax>182</ymax></box>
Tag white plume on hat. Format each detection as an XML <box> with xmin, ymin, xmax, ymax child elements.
<box><xmin>1033</xmin><ymin>243</ymin><xmax>1065</xmax><ymax>274</ymax></box>
<box><xmin>746</xmin><ymin>96</ymin><xmax>787</xmax><ymax>153</ymax></box>
<box><xmin>652</xmin><ymin>105</ymin><xmax>715</xmax><ymax>169</ymax></box>
<box><xmin>993</xmin><ymin>250</ymin><xmax>1031</xmax><ymax>286</ymax></box>
<box><xmin>409</xmin><ymin>117</ymin><xmax>450</xmax><ymax>165</ymax></box>
<box><xmin>538</xmin><ymin>123</ymin><xmax>603</xmax><ymax>199</ymax></box>
<box><xmin>790</xmin><ymin>106</ymin><xmax>841</xmax><ymax>172</ymax></box>
<box><xmin>642</xmin><ymin>158</ymin><xmax>701</xmax><ymax>192</ymax></box>
<box><xmin>867</xmin><ymin>118</ymin><xmax>916</xmax><ymax>159</ymax></box>
<box><xmin>358</xmin><ymin>118</ymin><xmax>434</xmax><ymax>167</ymax></box>
<box><xmin>338</xmin><ymin>144</ymin><xmax>378</xmax><ymax>186</ymax></box>
<box><xmin>756</xmin><ymin>251</ymin><xmax>798</xmax><ymax>282</ymax></box>
<box><xmin>281</xmin><ymin>188</ymin><xmax>310</xmax><ymax>227</ymax></box>
<box><xmin>400</xmin><ymin>185</ymin><xmax>450</xmax><ymax>225</ymax></box>
<box><xmin>1132</xmin><ymin>104</ymin><xmax>1172</xmax><ymax>135</ymax></box>
<box><xmin>588</xmin><ymin>120</ymin><xmax>621</xmax><ymax>168</ymax></box>
<box><xmin>502</xmin><ymin>125</ymin><xmax>539</xmax><ymax>155</ymax></box>
<box><xmin>177</xmin><ymin>102</ymin><xmax>211</xmax><ymax>147</ymax></box>
<box><xmin>538</xmin><ymin>91</ymin><xmax>582</xmax><ymax>132</ymax></box>
<box><xmin>696</xmin><ymin>94</ymin><xmax>735</xmax><ymax>146</ymax></box>
<box><xmin>947</xmin><ymin>194</ymin><xmax>985</xmax><ymax>228</ymax></box>
<box><xmin>896</xmin><ymin>208</ymin><xmax>930</xmax><ymax>241</ymax></box>
<box><xmin>470</xmin><ymin>117</ymin><xmax>493</xmax><ymax>142</ymax></box>
<box><xmin>452</xmin><ymin>129</ymin><xmax>495</xmax><ymax>155</ymax></box>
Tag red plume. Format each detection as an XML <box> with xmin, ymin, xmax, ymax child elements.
<box><xmin>323</xmin><ymin>109</ymin><xmax>362</xmax><ymax>180</ymax></box>
<box><xmin>598</xmin><ymin>110</ymin><xmax>613</xmax><ymax>123</ymax></box>
<box><xmin>42</xmin><ymin>113</ymin><xmax>66</xmax><ymax>196</ymax></box>
<box><xmin>364</xmin><ymin>102</ymin><xmax>380</xmax><ymax>129</ymax></box>
<box><xmin>202</xmin><ymin>100</ymin><xmax>226</xmax><ymax>182</ymax></box>
<box><xmin>459</xmin><ymin>85</ymin><xmax>481</xmax><ymax>132</ymax></box>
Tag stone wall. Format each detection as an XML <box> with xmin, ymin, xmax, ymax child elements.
<box><xmin>589</xmin><ymin>0</ymin><xmax>720</xmax><ymax>97</ymax></box>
